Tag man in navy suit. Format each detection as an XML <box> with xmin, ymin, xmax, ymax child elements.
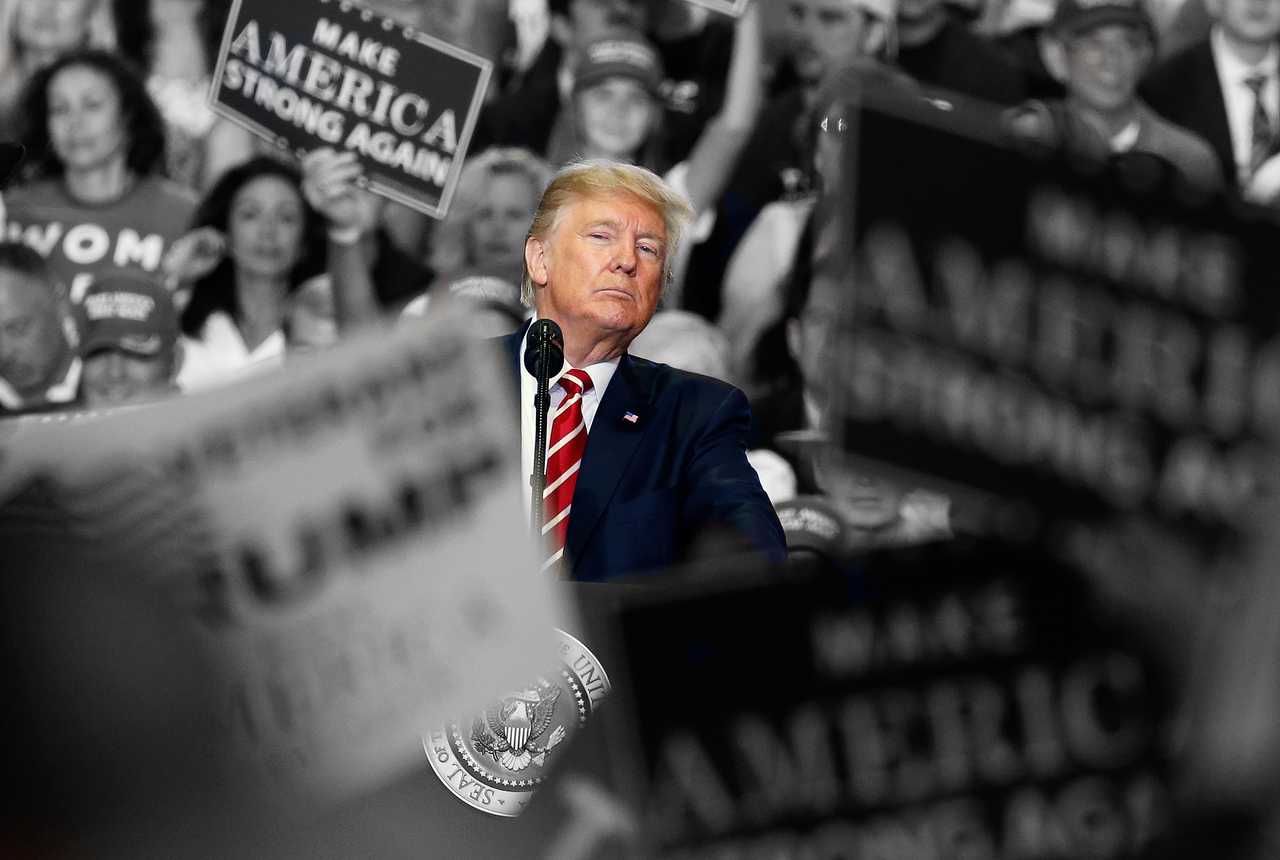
<box><xmin>507</xmin><ymin>159</ymin><xmax>786</xmax><ymax>582</ymax></box>
<box><xmin>1140</xmin><ymin>0</ymin><xmax>1280</xmax><ymax>191</ymax></box>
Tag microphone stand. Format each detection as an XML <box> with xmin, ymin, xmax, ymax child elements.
<box><xmin>531</xmin><ymin>369</ymin><xmax>552</xmax><ymax>541</ymax></box>
<box><xmin>527</xmin><ymin>321</ymin><xmax>564</xmax><ymax>541</ymax></box>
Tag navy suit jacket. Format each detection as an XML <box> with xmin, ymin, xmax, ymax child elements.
<box><xmin>503</xmin><ymin>325</ymin><xmax>787</xmax><ymax>582</ymax></box>
<box><xmin>1140</xmin><ymin>39</ymin><xmax>1277</xmax><ymax>189</ymax></box>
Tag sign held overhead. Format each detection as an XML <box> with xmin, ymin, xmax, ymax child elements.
<box><xmin>210</xmin><ymin>0</ymin><xmax>492</xmax><ymax>218</ymax></box>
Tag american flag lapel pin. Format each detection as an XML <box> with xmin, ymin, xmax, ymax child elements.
<box><xmin>624</xmin><ymin>412</ymin><xmax>639</xmax><ymax>424</ymax></box>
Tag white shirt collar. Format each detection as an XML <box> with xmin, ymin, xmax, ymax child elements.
<box><xmin>1212</xmin><ymin>26</ymin><xmax>1280</xmax><ymax>82</ymax></box>
<box><xmin>1110</xmin><ymin>119</ymin><xmax>1141</xmax><ymax>153</ymax></box>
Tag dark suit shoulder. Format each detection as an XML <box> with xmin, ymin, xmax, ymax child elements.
<box><xmin>624</xmin><ymin>354</ymin><xmax>740</xmax><ymax>402</ymax></box>
<box><xmin>626</xmin><ymin>354</ymin><xmax>732</xmax><ymax>385</ymax></box>
<box><xmin>1141</xmin><ymin>39</ymin><xmax>1214</xmax><ymax>105</ymax></box>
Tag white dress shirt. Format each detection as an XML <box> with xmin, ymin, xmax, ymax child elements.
<box><xmin>1211</xmin><ymin>26</ymin><xmax>1280</xmax><ymax>184</ymax></box>
<box><xmin>518</xmin><ymin>324</ymin><xmax>620</xmax><ymax>520</ymax></box>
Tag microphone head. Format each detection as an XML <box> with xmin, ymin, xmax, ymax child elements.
<box><xmin>524</xmin><ymin>319</ymin><xmax>565</xmax><ymax>378</ymax></box>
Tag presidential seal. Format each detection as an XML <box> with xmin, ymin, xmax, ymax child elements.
<box><xmin>425</xmin><ymin>628</ymin><xmax>610</xmax><ymax>816</ymax></box>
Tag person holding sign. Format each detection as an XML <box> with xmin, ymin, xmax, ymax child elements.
<box><xmin>511</xmin><ymin>159</ymin><xmax>786</xmax><ymax>581</ymax></box>
<box><xmin>5</xmin><ymin>49</ymin><xmax>198</xmax><ymax>303</ymax></box>
<box><xmin>1002</xmin><ymin>0</ymin><xmax>1225</xmax><ymax>192</ymax></box>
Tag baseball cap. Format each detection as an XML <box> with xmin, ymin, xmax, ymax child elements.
<box><xmin>573</xmin><ymin>32</ymin><xmax>664</xmax><ymax>97</ymax></box>
<box><xmin>774</xmin><ymin>496</ymin><xmax>847</xmax><ymax>559</ymax></box>
<box><xmin>1049</xmin><ymin>0</ymin><xmax>1153</xmax><ymax>38</ymax></box>
<box><xmin>76</xmin><ymin>272</ymin><xmax>178</xmax><ymax>359</ymax></box>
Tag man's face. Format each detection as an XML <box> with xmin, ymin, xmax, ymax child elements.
<box><xmin>16</xmin><ymin>0</ymin><xmax>95</xmax><ymax>57</ymax></box>
<box><xmin>0</xmin><ymin>269</ymin><xmax>70</xmax><ymax>398</ymax></box>
<box><xmin>1213</xmin><ymin>0</ymin><xmax>1280</xmax><ymax>46</ymax></box>
<box><xmin>1061</xmin><ymin>24</ymin><xmax>1151</xmax><ymax>114</ymax></box>
<box><xmin>787</xmin><ymin>0</ymin><xmax>869</xmax><ymax>84</ymax></box>
<box><xmin>80</xmin><ymin>348</ymin><xmax>173</xmax><ymax>406</ymax></box>
<box><xmin>528</xmin><ymin>192</ymin><xmax>666</xmax><ymax>352</ymax></box>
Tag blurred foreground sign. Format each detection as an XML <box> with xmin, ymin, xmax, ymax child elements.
<box><xmin>210</xmin><ymin>0</ymin><xmax>491</xmax><ymax>217</ymax></box>
<box><xmin>0</xmin><ymin>312</ymin><xmax>565</xmax><ymax>801</ymax></box>
<box><xmin>611</xmin><ymin>545</ymin><xmax>1171</xmax><ymax>859</ymax></box>
<box><xmin>812</xmin><ymin>83</ymin><xmax>1280</xmax><ymax>544</ymax></box>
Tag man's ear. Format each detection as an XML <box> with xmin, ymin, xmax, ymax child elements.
<box><xmin>1040</xmin><ymin>33</ymin><xmax>1070</xmax><ymax>84</ymax></box>
<box><xmin>525</xmin><ymin>235</ymin><xmax>550</xmax><ymax>287</ymax></box>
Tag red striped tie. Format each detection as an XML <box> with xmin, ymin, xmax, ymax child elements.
<box><xmin>542</xmin><ymin>369</ymin><xmax>593</xmax><ymax>576</ymax></box>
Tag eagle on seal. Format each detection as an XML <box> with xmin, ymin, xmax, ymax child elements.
<box><xmin>471</xmin><ymin>680</ymin><xmax>565</xmax><ymax>771</ymax></box>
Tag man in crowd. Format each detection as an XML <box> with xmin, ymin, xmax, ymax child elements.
<box><xmin>75</xmin><ymin>272</ymin><xmax>181</xmax><ymax>407</ymax></box>
<box><xmin>1140</xmin><ymin>0</ymin><xmax>1280</xmax><ymax>191</ymax></box>
<box><xmin>1004</xmin><ymin>0</ymin><xmax>1224</xmax><ymax>192</ymax></box>
<box><xmin>0</xmin><ymin>241</ymin><xmax>78</xmax><ymax>414</ymax></box>
<box><xmin>509</xmin><ymin>159</ymin><xmax>786</xmax><ymax>581</ymax></box>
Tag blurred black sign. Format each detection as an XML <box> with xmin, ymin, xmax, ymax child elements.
<box><xmin>613</xmin><ymin>544</ymin><xmax>1170</xmax><ymax>859</ymax></box>
<box><xmin>0</xmin><ymin>142</ymin><xmax>22</xmax><ymax>189</ymax></box>
<box><xmin>210</xmin><ymin>0</ymin><xmax>491</xmax><ymax>217</ymax></box>
<box><xmin>816</xmin><ymin>85</ymin><xmax>1280</xmax><ymax>541</ymax></box>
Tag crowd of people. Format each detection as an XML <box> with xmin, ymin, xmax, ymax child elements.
<box><xmin>0</xmin><ymin>0</ymin><xmax>1278</xmax><ymax>538</ymax></box>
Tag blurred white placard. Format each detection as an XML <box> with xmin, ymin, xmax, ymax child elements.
<box><xmin>0</xmin><ymin>311</ymin><xmax>565</xmax><ymax>800</ymax></box>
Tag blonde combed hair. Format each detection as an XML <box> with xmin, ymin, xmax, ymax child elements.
<box><xmin>520</xmin><ymin>159</ymin><xmax>695</xmax><ymax>307</ymax></box>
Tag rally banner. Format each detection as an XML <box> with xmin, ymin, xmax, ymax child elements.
<box><xmin>0</xmin><ymin>310</ymin><xmax>565</xmax><ymax>801</ymax></box>
<box><xmin>210</xmin><ymin>0</ymin><xmax>492</xmax><ymax>218</ymax></box>
<box><xmin>607</xmin><ymin>545</ymin><xmax>1172</xmax><ymax>859</ymax></box>
<box><xmin>810</xmin><ymin>82</ymin><xmax>1280</xmax><ymax>545</ymax></box>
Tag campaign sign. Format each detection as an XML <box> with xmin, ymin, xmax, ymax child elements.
<box><xmin>210</xmin><ymin>0</ymin><xmax>492</xmax><ymax>218</ymax></box>
<box><xmin>0</xmin><ymin>311</ymin><xmax>566</xmax><ymax>802</ymax></box>
<box><xmin>810</xmin><ymin>83</ymin><xmax>1280</xmax><ymax>543</ymax></box>
<box><xmin>610</xmin><ymin>544</ymin><xmax>1172</xmax><ymax>859</ymax></box>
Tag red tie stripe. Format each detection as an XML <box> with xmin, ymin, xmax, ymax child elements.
<box><xmin>542</xmin><ymin>369</ymin><xmax>593</xmax><ymax>576</ymax></box>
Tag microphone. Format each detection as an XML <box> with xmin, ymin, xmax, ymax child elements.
<box><xmin>525</xmin><ymin>319</ymin><xmax>565</xmax><ymax>379</ymax></box>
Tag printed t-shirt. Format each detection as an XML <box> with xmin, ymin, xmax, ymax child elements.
<box><xmin>3</xmin><ymin>175</ymin><xmax>198</xmax><ymax>302</ymax></box>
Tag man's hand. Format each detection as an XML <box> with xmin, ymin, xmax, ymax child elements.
<box><xmin>300</xmin><ymin>148</ymin><xmax>383</xmax><ymax>237</ymax></box>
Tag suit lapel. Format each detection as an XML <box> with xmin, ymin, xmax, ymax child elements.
<box><xmin>564</xmin><ymin>354</ymin><xmax>655</xmax><ymax>565</ymax></box>
<box><xmin>1196</xmin><ymin>41</ymin><xmax>1242</xmax><ymax>185</ymax></box>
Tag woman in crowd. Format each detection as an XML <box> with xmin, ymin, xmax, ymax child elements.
<box><xmin>171</xmin><ymin>156</ymin><xmax>331</xmax><ymax>391</ymax></box>
<box><xmin>5</xmin><ymin>48</ymin><xmax>198</xmax><ymax>300</ymax></box>
<box><xmin>428</xmin><ymin>147</ymin><xmax>554</xmax><ymax>298</ymax></box>
<box><xmin>0</xmin><ymin>0</ymin><xmax>107</xmax><ymax>139</ymax></box>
